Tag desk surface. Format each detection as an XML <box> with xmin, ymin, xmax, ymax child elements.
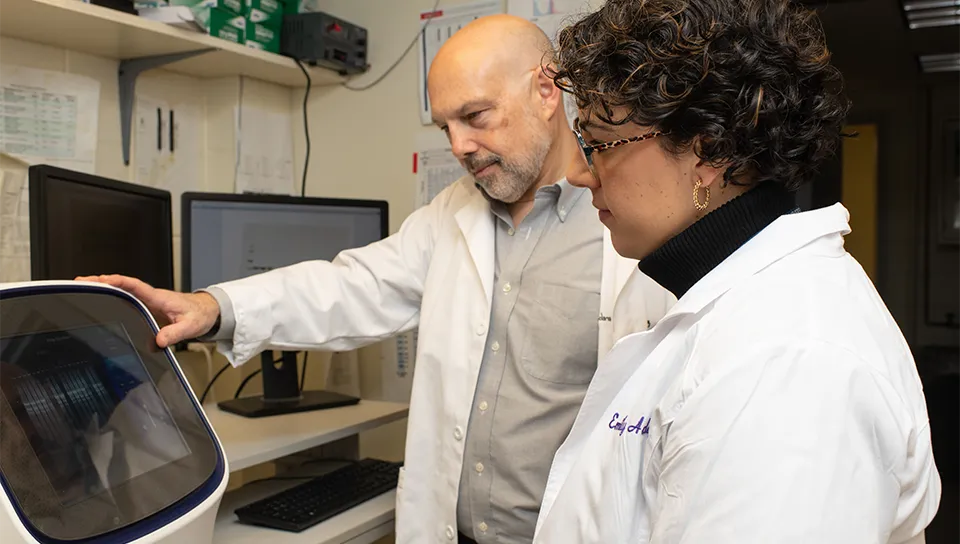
<box><xmin>206</xmin><ymin>400</ymin><xmax>409</xmax><ymax>472</ymax></box>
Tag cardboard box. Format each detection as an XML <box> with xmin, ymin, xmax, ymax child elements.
<box><xmin>244</xmin><ymin>19</ymin><xmax>280</xmax><ymax>53</ymax></box>
<box><xmin>170</xmin><ymin>0</ymin><xmax>242</xmax><ymax>16</ymax></box>
<box><xmin>282</xmin><ymin>0</ymin><xmax>319</xmax><ymax>14</ymax></box>
<box><xmin>245</xmin><ymin>0</ymin><xmax>284</xmax><ymax>26</ymax></box>
<box><xmin>195</xmin><ymin>7</ymin><xmax>245</xmax><ymax>44</ymax></box>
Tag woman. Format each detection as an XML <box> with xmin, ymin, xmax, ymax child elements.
<box><xmin>533</xmin><ymin>0</ymin><xmax>942</xmax><ymax>542</ymax></box>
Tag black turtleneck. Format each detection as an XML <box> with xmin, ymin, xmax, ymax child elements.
<box><xmin>638</xmin><ymin>181</ymin><xmax>798</xmax><ymax>299</ymax></box>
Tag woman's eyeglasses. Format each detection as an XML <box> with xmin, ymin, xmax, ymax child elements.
<box><xmin>572</xmin><ymin>118</ymin><xmax>668</xmax><ymax>178</ymax></box>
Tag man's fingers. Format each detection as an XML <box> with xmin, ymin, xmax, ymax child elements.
<box><xmin>155</xmin><ymin>321</ymin><xmax>196</xmax><ymax>348</ymax></box>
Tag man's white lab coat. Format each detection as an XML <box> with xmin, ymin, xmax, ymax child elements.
<box><xmin>533</xmin><ymin>203</ymin><xmax>942</xmax><ymax>544</ymax></box>
<box><xmin>210</xmin><ymin>177</ymin><xmax>675</xmax><ymax>543</ymax></box>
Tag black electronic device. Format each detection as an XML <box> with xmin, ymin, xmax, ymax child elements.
<box><xmin>281</xmin><ymin>12</ymin><xmax>369</xmax><ymax>75</ymax></box>
<box><xmin>234</xmin><ymin>458</ymin><xmax>402</xmax><ymax>532</ymax></box>
<box><xmin>181</xmin><ymin>192</ymin><xmax>389</xmax><ymax>418</ymax></box>
<box><xmin>93</xmin><ymin>0</ymin><xmax>137</xmax><ymax>15</ymax></box>
<box><xmin>28</xmin><ymin>164</ymin><xmax>175</xmax><ymax>291</ymax></box>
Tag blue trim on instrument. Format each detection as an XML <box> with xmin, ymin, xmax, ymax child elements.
<box><xmin>0</xmin><ymin>283</ymin><xmax>226</xmax><ymax>544</ymax></box>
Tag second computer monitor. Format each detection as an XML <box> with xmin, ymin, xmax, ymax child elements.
<box><xmin>29</xmin><ymin>165</ymin><xmax>174</xmax><ymax>290</ymax></box>
<box><xmin>182</xmin><ymin>193</ymin><xmax>388</xmax><ymax>293</ymax></box>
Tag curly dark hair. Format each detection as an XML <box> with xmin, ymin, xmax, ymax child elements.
<box><xmin>550</xmin><ymin>0</ymin><xmax>851</xmax><ymax>189</ymax></box>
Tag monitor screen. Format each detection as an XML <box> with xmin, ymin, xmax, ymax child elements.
<box><xmin>1</xmin><ymin>323</ymin><xmax>191</xmax><ymax>508</ymax></box>
<box><xmin>29</xmin><ymin>165</ymin><xmax>174</xmax><ymax>290</ymax></box>
<box><xmin>183</xmin><ymin>194</ymin><xmax>388</xmax><ymax>292</ymax></box>
<box><xmin>0</xmin><ymin>287</ymin><xmax>223</xmax><ymax>542</ymax></box>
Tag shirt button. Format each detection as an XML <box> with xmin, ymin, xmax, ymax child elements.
<box><xmin>491</xmin><ymin>340</ymin><xmax>500</xmax><ymax>352</ymax></box>
<box><xmin>478</xmin><ymin>400</ymin><xmax>488</xmax><ymax>411</ymax></box>
<box><xmin>478</xmin><ymin>521</ymin><xmax>488</xmax><ymax>533</ymax></box>
<box><xmin>475</xmin><ymin>462</ymin><xmax>484</xmax><ymax>473</ymax></box>
<box><xmin>445</xmin><ymin>525</ymin><xmax>455</xmax><ymax>540</ymax></box>
<box><xmin>453</xmin><ymin>426</ymin><xmax>464</xmax><ymax>440</ymax></box>
<box><xmin>507</xmin><ymin>227</ymin><xmax>515</xmax><ymax>236</ymax></box>
<box><xmin>502</xmin><ymin>282</ymin><xmax>512</xmax><ymax>293</ymax></box>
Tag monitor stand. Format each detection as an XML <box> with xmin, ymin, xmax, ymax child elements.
<box><xmin>217</xmin><ymin>350</ymin><xmax>360</xmax><ymax>418</ymax></box>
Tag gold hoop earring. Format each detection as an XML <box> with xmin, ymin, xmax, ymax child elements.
<box><xmin>693</xmin><ymin>177</ymin><xmax>710</xmax><ymax>211</ymax></box>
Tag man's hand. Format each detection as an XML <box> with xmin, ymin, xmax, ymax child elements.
<box><xmin>74</xmin><ymin>274</ymin><xmax>221</xmax><ymax>348</ymax></box>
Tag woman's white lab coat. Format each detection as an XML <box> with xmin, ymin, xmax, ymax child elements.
<box><xmin>533</xmin><ymin>204</ymin><xmax>941</xmax><ymax>544</ymax></box>
<box><xmin>210</xmin><ymin>177</ymin><xmax>675</xmax><ymax>543</ymax></box>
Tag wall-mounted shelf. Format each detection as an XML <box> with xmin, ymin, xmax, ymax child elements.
<box><xmin>206</xmin><ymin>400</ymin><xmax>409</xmax><ymax>472</ymax></box>
<box><xmin>0</xmin><ymin>0</ymin><xmax>347</xmax><ymax>163</ymax></box>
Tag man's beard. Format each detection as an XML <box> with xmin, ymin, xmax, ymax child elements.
<box><xmin>464</xmin><ymin>137</ymin><xmax>551</xmax><ymax>204</ymax></box>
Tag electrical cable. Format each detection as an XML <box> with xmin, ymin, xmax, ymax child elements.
<box><xmin>199</xmin><ymin>362</ymin><xmax>231</xmax><ymax>404</ymax></box>
<box><xmin>295</xmin><ymin>57</ymin><xmax>312</xmax><ymax>389</ymax></box>
<box><xmin>341</xmin><ymin>0</ymin><xmax>442</xmax><ymax>92</ymax></box>
<box><xmin>234</xmin><ymin>368</ymin><xmax>263</xmax><ymax>399</ymax></box>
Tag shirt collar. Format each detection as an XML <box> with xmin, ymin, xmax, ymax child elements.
<box><xmin>478</xmin><ymin>178</ymin><xmax>586</xmax><ymax>223</ymax></box>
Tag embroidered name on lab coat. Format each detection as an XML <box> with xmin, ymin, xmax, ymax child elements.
<box><xmin>608</xmin><ymin>412</ymin><xmax>650</xmax><ymax>436</ymax></box>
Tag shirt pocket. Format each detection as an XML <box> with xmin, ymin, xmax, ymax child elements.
<box><xmin>519</xmin><ymin>282</ymin><xmax>600</xmax><ymax>385</ymax></box>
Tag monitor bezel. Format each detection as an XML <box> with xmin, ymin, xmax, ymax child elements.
<box><xmin>28</xmin><ymin>165</ymin><xmax>175</xmax><ymax>291</ymax></box>
<box><xmin>180</xmin><ymin>191</ymin><xmax>390</xmax><ymax>294</ymax></box>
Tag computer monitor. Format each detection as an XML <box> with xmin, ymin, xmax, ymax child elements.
<box><xmin>28</xmin><ymin>165</ymin><xmax>174</xmax><ymax>291</ymax></box>
<box><xmin>181</xmin><ymin>192</ymin><xmax>389</xmax><ymax>418</ymax></box>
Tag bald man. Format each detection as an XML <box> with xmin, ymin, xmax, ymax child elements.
<box><xmin>77</xmin><ymin>14</ymin><xmax>673</xmax><ymax>544</ymax></box>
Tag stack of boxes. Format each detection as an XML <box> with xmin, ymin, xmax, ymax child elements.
<box><xmin>166</xmin><ymin>0</ymin><xmax>285</xmax><ymax>52</ymax></box>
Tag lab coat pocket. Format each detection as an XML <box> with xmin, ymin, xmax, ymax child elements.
<box><xmin>520</xmin><ymin>282</ymin><xmax>600</xmax><ymax>385</ymax></box>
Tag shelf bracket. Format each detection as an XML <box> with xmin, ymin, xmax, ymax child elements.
<box><xmin>118</xmin><ymin>49</ymin><xmax>215</xmax><ymax>165</ymax></box>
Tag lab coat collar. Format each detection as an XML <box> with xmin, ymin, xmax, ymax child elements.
<box><xmin>455</xmin><ymin>191</ymin><xmax>496</xmax><ymax>303</ymax></box>
<box><xmin>665</xmin><ymin>203</ymin><xmax>852</xmax><ymax>318</ymax></box>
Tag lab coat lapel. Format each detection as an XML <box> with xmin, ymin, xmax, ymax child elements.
<box><xmin>454</xmin><ymin>194</ymin><xmax>496</xmax><ymax>306</ymax></box>
<box><xmin>668</xmin><ymin>203</ymin><xmax>851</xmax><ymax>317</ymax></box>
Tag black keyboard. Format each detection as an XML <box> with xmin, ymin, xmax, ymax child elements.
<box><xmin>235</xmin><ymin>458</ymin><xmax>402</xmax><ymax>532</ymax></box>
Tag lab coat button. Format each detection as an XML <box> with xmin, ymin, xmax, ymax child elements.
<box><xmin>476</xmin><ymin>325</ymin><xmax>486</xmax><ymax>336</ymax></box>
<box><xmin>453</xmin><ymin>426</ymin><xmax>464</xmax><ymax>440</ymax></box>
<box><xmin>478</xmin><ymin>400</ymin><xmax>488</xmax><ymax>411</ymax></box>
<box><xmin>478</xmin><ymin>521</ymin><xmax>488</xmax><ymax>533</ymax></box>
<box><xmin>445</xmin><ymin>525</ymin><xmax>455</xmax><ymax>540</ymax></box>
<box><xmin>491</xmin><ymin>341</ymin><xmax>500</xmax><ymax>352</ymax></box>
<box><xmin>502</xmin><ymin>282</ymin><xmax>512</xmax><ymax>293</ymax></box>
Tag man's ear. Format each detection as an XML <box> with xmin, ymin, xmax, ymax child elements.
<box><xmin>534</xmin><ymin>65</ymin><xmax>562</xmax><ymax>120</ymax></box>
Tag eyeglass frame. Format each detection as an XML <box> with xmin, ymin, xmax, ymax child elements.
<box><xmin>572</xmin><ymin>118</ymin><xmax>669</xmax><ymax>178</ymax></box>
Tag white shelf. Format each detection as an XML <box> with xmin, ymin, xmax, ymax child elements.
<box><xmin>214</xmin><ymin>482</ymin><xmax>395</xmax><ymax>544</ymax></box>
<box><xmin>0</xmin><ymin>0</ymin><xmax>344</xmax><ymax>87</ymax></box>
<box><xmin>206</xmin><ymin>400</ymin><xmax>409</xmax><ymax>472</ymax></box>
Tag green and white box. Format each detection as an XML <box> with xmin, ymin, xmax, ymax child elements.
<box><xmin>195</xmin><ymin>7</ymin><xmax>245</xmax><ymax>43</ymax></box>
<box><xmin>244</xmin><ymin>20</ymin><xmax>280</xmax><ymax>53</ymax></box>
<box><xmin>170</xmin><ymin>0</ymin><xmax>243</xmax><ymax>15</ymax></box>
<box><xmin>245</xmin><ymin>0</ymin><xmax>284</xmax><ymax>26</ymax></box>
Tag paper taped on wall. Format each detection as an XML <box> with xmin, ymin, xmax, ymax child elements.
<box><xmin>0</xmin><ymin>65</ymin><xmax>100</xmax><ymax>173</ymax></box>
<box><xmin>0</xmin><ymin>163</ymin><xmax>30</xmax><ymax>282</ymax></box>
<box><xmin>234</xmin><ymin>104</ymin><xmax>296</xmax><ymax>195</ymax></box>
<box><xmin>415</xmin><ymin>130</ymin><xmax>465</xmax><ymax>208</ymax></box>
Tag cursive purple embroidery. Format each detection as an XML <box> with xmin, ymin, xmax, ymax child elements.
<box><xmin>607</xmin><ymin>412</ymin><xmax>650</xmax><ymax>436</ymax></box>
